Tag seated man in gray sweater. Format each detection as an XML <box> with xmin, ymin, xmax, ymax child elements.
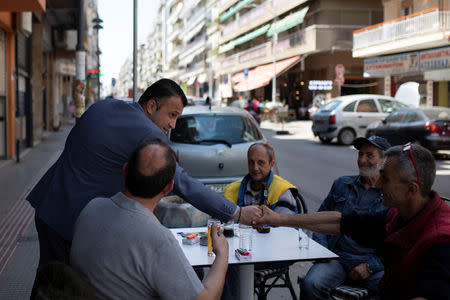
<box><xmin>70</xmin><ymin>141</ymin><xmax>229</xmax><ymax>300</ymax></box>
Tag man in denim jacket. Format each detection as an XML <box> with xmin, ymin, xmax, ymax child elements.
<box><xmin>300</xmin><ymin>136</ymin><xmax>390</xmax><ymax>299</ymax></box>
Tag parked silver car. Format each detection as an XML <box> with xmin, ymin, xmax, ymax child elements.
<box><xmin>168</xmin><ymin>106</ymin><xmax>265</xmax><ymax>193</ymax></box>
<box><xmin>311</xmin><ymin>94</ymin><xmax>409</xmax><ymax>145</ymax></box>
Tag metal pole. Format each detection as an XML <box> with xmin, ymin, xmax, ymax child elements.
<box><xmin>75</xmin><ymin>0</ymin><xmax>86</xmax><ymax>119</ymax></box>
<box><xmin>271</xmin><ymin>3</ymin><xmax>277</xmax><ymax>103</ymax></box>
<box><xmin>97</xmin><ymin>32</ymin><xmax>100</xmax><ymax>101</ymax></box>
<box><xmin>272</xmin><ymin>32</ymin><xmax>277</xmax><ymax>102</ymax></box>
<box><xmin>133</xmin><ymin>0</ymin><xmax>138</xmax><ymax>102</ymax></box>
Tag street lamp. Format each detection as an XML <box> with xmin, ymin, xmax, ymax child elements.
<box><xmin>92</xmin><ymin>17</ymin><xmax>103</xmax><ymax>102</ymax></box>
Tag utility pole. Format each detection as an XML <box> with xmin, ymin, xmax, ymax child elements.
<box><xmin>75</xmin><ymin>0</ymin><xmax>86</xmax><ymax>119</ymax></box>
<box><xmin>133</xmin><ymin>0</ymin><xmax>138</xmax><ymax>102</ymax></box>
<box><xmin>93</xmin><ymin>17</ymin><xmax>103</xmax><ymax>102</ymax></box>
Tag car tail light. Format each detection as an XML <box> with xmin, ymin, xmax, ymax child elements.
<box><xmin>424</xmin><ymin>122</ymin><xmax>439</xmax><ymax>132</ymax></box>
<box><xmin>328</xmin><ymin>115</ymin><xmax>336</xmax><ymax>125</ymax></box>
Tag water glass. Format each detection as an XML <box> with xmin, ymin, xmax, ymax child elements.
<box><xmin>238</xmin><ymin>224</ymin><xmax>253</xmax><ymax>251</ymax></box>
<box><xmin>207</xmin><ymin>219</ymin><xmax>220</xmax><ymax>256</ymax></box>
<box><xmin>298</xmin><ymin>228</ymin><xmax>311</xmax><ymax>249</ymax></box>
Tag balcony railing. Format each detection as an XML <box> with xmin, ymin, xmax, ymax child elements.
<box><xmin>221</xmin><ymin>29</ymin><xmax>306</xmax><ymax>68</ymax></box>
<box><xmin>354</xmin><ymin>8</ymin><xmax>450</xmax><ymax>50</ymax></box>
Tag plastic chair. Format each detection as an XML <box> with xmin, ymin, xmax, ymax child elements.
<box><xmin>253</xmin><ymin>189</ymin><xmax>308</xmax><ymax>300</ymax></box>
<box><xmin>331</xmin><ymin>284</ymin><xmax>379</xmax><ymax>300</ymax></box>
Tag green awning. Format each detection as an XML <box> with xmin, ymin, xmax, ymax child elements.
<box><xmin>220</xmin><ymin>0</ymin><xmax>254</xmax><ymax>23</ymax></box>
<box><xmin>267</xmin><ymin>7</ymin><xmax>309</xmax><ymax>37</ymax></box>
<box><xmin>234</xmin><ymin>24</ymin><xmax>270</xmax><ymax>46</ymax></box>
<box><xmin>218</xmin><ymin>41</ymin><xmax>236</xmax><ymax>54</ymax></box>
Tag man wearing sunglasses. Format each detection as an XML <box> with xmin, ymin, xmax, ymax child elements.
<box><xmin>256</xmin><ymin>143</ymin><xmax>450</xmax><ymax>300</ymax></box>
<box><xmin>300</xmin><ymin>136</ymin><xmax>390</xmax><ymax>299</ymax></box>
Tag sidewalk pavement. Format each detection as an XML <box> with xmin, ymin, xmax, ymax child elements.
<box><xmin>0</xmin><ymin>121</ymin><xmax>312</xmax><ymax>299</ymax></box>
<box><xmin>260</xmin><ymin>119</ymin><xmax>315</xmax><ymax>140</ymax></box>
<box><xmin>0</xmin><ymin>125</ymin><xmax>72</xmax><ymax>299</ymax></box>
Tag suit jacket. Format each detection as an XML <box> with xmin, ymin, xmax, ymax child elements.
<box><xmin>27</xmin><ymin>100</ymin><xmax>237</xmax><ymax>240</ymax></box>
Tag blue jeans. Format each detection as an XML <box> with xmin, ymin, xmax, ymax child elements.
<box><xmin>300</xmin><ymin>260</ymin><xmax>384</xmax><ymax>300</ymax></box>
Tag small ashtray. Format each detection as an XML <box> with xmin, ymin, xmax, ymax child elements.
<box><xmin>199</xmin><ymin>235</ymin><xmax>208</xmax><ymax>246</ymax></box>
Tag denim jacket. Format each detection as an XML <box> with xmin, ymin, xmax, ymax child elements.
<box><xmin>313</xmin><ymin>176</ymin><xmax>388</xmax><ymax>274</ymax></box>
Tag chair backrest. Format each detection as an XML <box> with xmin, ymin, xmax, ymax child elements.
<box><xmin>290</xmin><ymin>188</ymin><xmax>308</xmax><ymax>214</ymax></box>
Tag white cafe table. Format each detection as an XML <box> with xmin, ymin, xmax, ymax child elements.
<box><xmin>171</xmin><ymin>226</ymin><xmax>338</xmax><ymax>299</ymax></box>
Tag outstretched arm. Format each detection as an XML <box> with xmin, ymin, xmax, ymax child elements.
<box><xmin>193</xmin><ymin>222</ymin><xmax>229</xmax><ymax>300</ymax></box>
<box><xmin>254</xmin><ymin>206</ymin><xmax>342</xmax><ymax>235</ymax></box>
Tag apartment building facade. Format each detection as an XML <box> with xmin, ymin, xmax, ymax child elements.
<box><xmin>215</xmin><ymin>0</ymin><xmax>384</xmax><ymax>110</ymax></box>
<box><xmin>116</xmin><ymin>0</ymin><xmax>386</xmax><ymax>110</ymax></box>
<box><xmin>353</xmin><ymin>0</ymin><xmax>450</xmax><ymax>107</ymax></box>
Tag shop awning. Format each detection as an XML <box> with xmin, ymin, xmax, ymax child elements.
<box><xmin>220</xmin><ymin>0</ymin><xmax>254</xmax><ymax>23</ymax></box>
<box><xmin>267</xmin><ymin>7</ymin><xmax>309</xmax><ymax>37</ymax></box>
<box><xmin>234</xmin><ymin>24</ymin><xmax>270</xmax><ymax>46</ymax></box>
<box><xmin>183</xmin><ymin>20</ymin><xmax>206</xmax><ymax>43</ymax></box>
<box><xmin>233</xmin><ymin>56</ymin><xmax>301</xmax><ymax>92</ymax></box>
<box><xmin>179</xmin><ymin>45</ymin><xmax>206</xmax><ymax>66</ymax></box>
<box><xmin>218</xmin><ymin>41</ymin><xmax>236</xmax><ymax>54</ymax></box>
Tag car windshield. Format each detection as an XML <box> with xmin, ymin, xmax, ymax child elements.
<box><xmin>319</xmin><ymin>100</ymin><xmax>341</xmax><ymax>112</ymax></box>
<box><xmin>170</xmin><ymin>115</ymin><xmax>262</xmax><ymax>145</ymax></box>
<box><xmin>422</xmin><ymin>108</ymin><xmax>450</xmax><ymax>120</ymax></box>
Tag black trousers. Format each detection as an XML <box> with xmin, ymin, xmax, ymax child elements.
<box><xmin>31</xmin><ymin>214</ymin><xmax>72</xmax><ymax>299</ymax></box>
<box><xmin>34</xmin><ymin>213</ymin><xmax>72</xmax><ymax>267</ymax></box>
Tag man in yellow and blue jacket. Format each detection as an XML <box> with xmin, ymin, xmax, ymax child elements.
<box><xmin>221</xmin><ymin>142</ymin><xmax>299</xmax><ymax>300</ymax></box>
<box><xmin>224</xmin><ymin>142</ymin><xmax>299</xmax><ymax>216</ymax></box>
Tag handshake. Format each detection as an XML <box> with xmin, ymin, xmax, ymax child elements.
<box><xmin>236</xmin><ymin>205</ymin><xmax>280</xmax><ymax>228</ymax></box>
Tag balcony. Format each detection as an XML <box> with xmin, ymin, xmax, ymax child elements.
<box><xmin>219</xmin><ymin>0</ymin><xmax>307</xmax><ymax>44</ymax></box>
<box><xmin>217</xmin><ymin>0</ymin><xmax>239</xmax><ymax>15</ymax></box>
<box><xmin>217</xmin><ymin>25</ymin><xmax>357</xmax><ymax>75</ymax></box>
<box><xmin>353</xmin><ymin>8</ymin><xmax>450</xmax><ymax>58</ymax></box>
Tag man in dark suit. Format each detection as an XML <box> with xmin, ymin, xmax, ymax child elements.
<box><xmin>27</xmin><ymin>78</ymin><xmax>261</xmax><ymax>268</ymax></box>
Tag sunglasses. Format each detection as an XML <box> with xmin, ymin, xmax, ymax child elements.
<box><xmin>402</xmin><ymin>142</ymin><xmax>420</xmax><ymax>186</ymax></box>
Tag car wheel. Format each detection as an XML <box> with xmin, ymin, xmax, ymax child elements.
<box><xmin>338</xmin><ymin>128</ymin><xmax>355</xmax><ymax>145</ymax></box>
<box><xmin>319</xmin><ymin>136</ymin><xmax>333</xmax><ymax>144</ymax></box>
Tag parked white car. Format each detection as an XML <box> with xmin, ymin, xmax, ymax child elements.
<box><xmin>311</xmin><ymin>94</ymin><xmax>409</xmax><ymax>145</ymax></box>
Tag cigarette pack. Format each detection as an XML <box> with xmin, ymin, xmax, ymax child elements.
<box><xmin>234</xmin><ymin>249</ymin><xmax>252</xmax><ymax>261</ymax></box>
<box><xmin>182</xmin><ymin>237</ymin><xmax>200</xmax><ymax>245</ymax></box>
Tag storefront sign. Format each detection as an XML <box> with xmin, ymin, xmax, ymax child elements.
<box><xmin>308</xmin><ymin>80</ymin><xmax>333</xmax><ymax>90</ymax></box>
<box><xmin>365</xmin><ymin>46</ymin><xmax>450</xmax><ymax>77</ymax></box>
<box><xmin>420</xmin><ymin>48</ymin><xmax>450</xmax><ymax>71</ymax></box>
<box><xmin>364</xmin><ymin>52</ymin><xmax>419</xmax><ymax>77</ymax></box>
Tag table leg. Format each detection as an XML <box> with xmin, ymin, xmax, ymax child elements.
<box><xmin>238</xmin><ymin>264</ymin><xmax>254</xmax><ymax>299</ymax></box>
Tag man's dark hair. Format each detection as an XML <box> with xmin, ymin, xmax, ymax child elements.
<box><xmin>385</xmin><ymin>144</ymin><xmax>436</xmax><ymax>197</ymax></box>
<box><xmin>138</xmin><ymin>78</ymin><xmax>187</xmax><ymax>109</ymax></box>
<box><xmin>248</xmin><ymin>142</ymin><xmax>274</xmax><ymax>163</ymax></box>
<box><xmin>125</xmin><ymin>140</ymin><xmax>176</xmax><ymax>198</ymax></box>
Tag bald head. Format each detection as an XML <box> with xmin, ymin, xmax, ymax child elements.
<box><xmin>138</xmin><ymin>145</ymin><xmax>168</xmax><ymax>176</ymax></box>
<box><xmin>125</xmin><ymin>141</ymin><xmax>176</xmax><ymax>198</ymax></box>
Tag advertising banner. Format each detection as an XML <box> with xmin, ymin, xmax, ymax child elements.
<box><xmin>364</xmin><ymin>46</ymin><xmax>450</xmax><ymax>77</ymax></box>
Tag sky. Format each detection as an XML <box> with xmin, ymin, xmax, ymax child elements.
<box><xmin>97</xmin><ymin>0</ymin><xmax>159</xmax><ymax>96</ymax></box>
